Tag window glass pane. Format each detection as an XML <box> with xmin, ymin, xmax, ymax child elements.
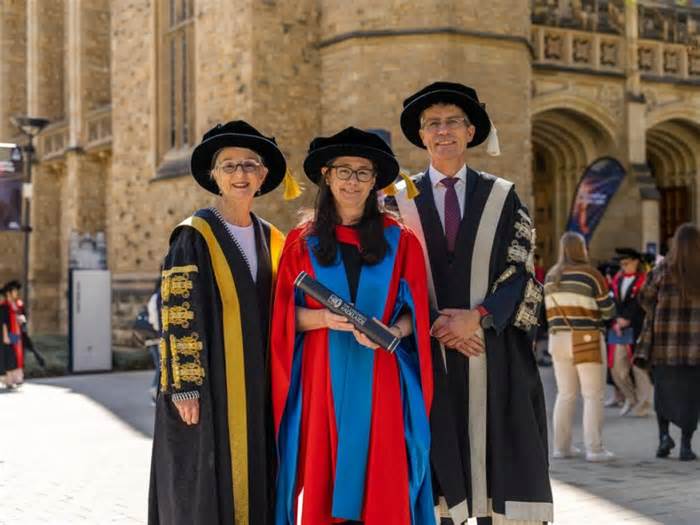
<box><xmin>182</xmin><ymin>35</ymin><xmax>189</xmax><ymax>146</ymax></box>
<box><xmin>170</xmin><ymin>39</ymin><xmax>177</xmax><ymax>148</ymax></box>
<box><xmin>169</xmin><ymin>0</ymin><xmax>176</xmax><ymax>27</ymax></box>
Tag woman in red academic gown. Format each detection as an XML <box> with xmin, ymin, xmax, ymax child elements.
<box><xmin>271</xmin><ymin>127</ymin><xmax>435</xmax><ymax>525</ymax></box>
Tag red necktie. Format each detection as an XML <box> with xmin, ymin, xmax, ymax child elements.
<box><xmin>440</xmin><ymin>177</ymin><xmax>460</xmax><ymax>253</ymax></box>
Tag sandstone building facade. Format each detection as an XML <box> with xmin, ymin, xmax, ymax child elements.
<box><xmin>0</xmin><ymin>0</ymin><xmax>698</xmax><ymax>340</ymax></box>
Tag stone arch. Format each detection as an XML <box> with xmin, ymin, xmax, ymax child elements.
<box><xmin>532</xmin><ymin>94</ymin><xmax>619</xmax><ymax>148</ymax></box>
<box><xmin>531</xmin><ymin>104</ymin><xmax>616</xmax><ymax>265</ymax></box>
<box><xmin>646</xmin><ymin>117</ymin><xmax>700</xmax><ymax>251</ymax></box>
<box><xmin>646</xmin><ymin>103</ymin><xmax>700</xmax><ymax>130</ymax></box>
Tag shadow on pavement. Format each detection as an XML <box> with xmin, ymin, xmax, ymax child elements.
<box><xmin>31</xmin><ymin>370</ymin><xmax>156</xmax><ymax>438</ymax></box>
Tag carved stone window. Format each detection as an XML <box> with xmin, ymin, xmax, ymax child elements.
<box><xmin>544</xmin><ymin>32</ymin><xmax>563</xmax><ymax>60</ymax></box>
<box><xmin>638</xmin><ymin>47</ymin><xmax>655</xmax><ymax>72</ymax></box>
<box><xmin>689</xmin><ymin>53</ymin><xmax>700</xmax><ymax>77</ymax></box>
<box><xmin>600</xmin><ymin>41</ymin><xmax>618</xmax><ymax>66</ymax></box>
<box><xmin>573</xmin><ymin>37</ymin><xmax>592</xmax><ymax>63</ymax></box>
<box><xmin>158</xmin><ymin>0</ymin><xmax>195</xmax><ymax>158</ymax></box>
<box><xmin>663</xmin><ymin>49</ymin><xmax>679</xmax><ymax>74</ymax></box>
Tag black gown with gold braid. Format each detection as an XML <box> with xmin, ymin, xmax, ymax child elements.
<box><xmin>148</xmin><ymin>207</ymin><xmax>284</xmax><ymax>525</ymax></box>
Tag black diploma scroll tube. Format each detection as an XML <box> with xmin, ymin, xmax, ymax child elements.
<box><xmin>294</xmin><ymin>271</ymin><xmax>400</xmax><ymax>354</ymax></box>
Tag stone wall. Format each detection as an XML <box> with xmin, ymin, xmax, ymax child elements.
<box><xmin>108</xmin><ymin>0</ymin><xmax>165</xmax><ymax>340</ymax></box>
<box><xmin>0</xmin><ymin>0</ymin><xmax>28</xmax><ymax>136</ymax></box>
<box><xmin>28</xmin><ymin>0</ymin><xmax>65</xmax><ymax>121</ymax></box>
<box><xmin>83</xmin><ymin>0</ymin><xmax>111</xmax><ymax>112</ymax></box>
<box><xmin>318</xmin><ymin>35</ymin><xmax>533</xmax><ymax>206</ymax></box>
<box><xmin>250</xmin><ymin>0</ymin><xmax>321</xmax><ymax>230</ymax></box>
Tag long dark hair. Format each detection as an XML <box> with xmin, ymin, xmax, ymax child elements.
<box><xmin>308</xmin><ymin>177</ymin><xmax>388</xmax><ymax>266</ymax></box>
<box><xmin>666</xmin><ymin>223</ymin><xmax>700</xmax><ymax>303</ymax></box>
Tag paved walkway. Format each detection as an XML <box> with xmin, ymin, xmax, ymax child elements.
<box><xmin>0</xmin><ymin>372</ymin><xmax>154</xmax><ymax>524</ymax></box>
<box><xmin>541</xmin><ymin>366</ymin><xmax>700</xmax><ymax>525</ymax></box>
<box><xmin>0</xmin><ymin>368</ymin><xmax>698</xmax><ymax>524</ymax></box>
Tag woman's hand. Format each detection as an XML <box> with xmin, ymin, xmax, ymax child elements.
<box><xmin>352</xmin><ymin>328</ymin><xmax>378</xmax><ymax>350</ymax></box>
<box><xmin>296</xmin><ymin>306</ymin><xmax>353</xmax><ymax>333</ymax></box>
<box><xmin>352</xmin><ymin>318</ymin><xmax>399</xmax><ymax>351</ymax></box>
<box><xmin>323</xmin><ymin>310</ymin><xmax>354</xmax><ymax>332</ymax></box>
<box><xmin>173</xmin><ymin>398</ymin><xmax>200</xmax><ymax>425</ymax></box>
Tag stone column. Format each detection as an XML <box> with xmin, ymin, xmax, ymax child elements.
<box><xmin>50</xmin><ymin>0</ymin><xmax>110</xmax><ymax>334</ymax></box>
<box><xmin>29</xmin><ymin>163</ymin><xmax>64</xmax><ymax>332</ymax></box>
<box><xmin>25</xmin><ymin>0</ymin><xmax>66</xmax><ymax>332</ymax></box>
<box><xmin>0</xmin><ymin>1</ymin><xmax>27</xmax><ymax>139</ymax></box>
<box><xmin>0</xmin><ymin>1</ymin><xmax>27</xmax><ymax>286</ymax></box>
<box><xmin>624</xmin><ymin>1</ymin><xmax>659</xmax><ymax>250</ymax></box>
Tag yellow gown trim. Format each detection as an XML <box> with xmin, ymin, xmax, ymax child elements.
<box><xmin>269</xmin><ymin>224</ymin><xmax>285</xmax><ymax>284</ymax></box>
<box><xmin>179</xmin><ymin>216</ymin><xmax>249</xmax><ymax>525</ymax></box>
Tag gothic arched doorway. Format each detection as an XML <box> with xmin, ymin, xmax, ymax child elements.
<box><xmin>532</xmin><ymin>107</ymin><xmax>614</xmax><ymax>267</ymax></box>
<box><xmin>646</xmin><ymin>118</ymin><xmax>699</xmax><ymax>253</ymax></box>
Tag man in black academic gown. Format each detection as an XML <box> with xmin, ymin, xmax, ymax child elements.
<box><xmin>388</xmin><ymin>82</ymin><xmax>553</xmax><ymax>524</ymax></box>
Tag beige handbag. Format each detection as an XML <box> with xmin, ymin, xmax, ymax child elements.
<box><xmin>550</xmin><ymin>295</ymin><xmax>602</xmax><ymax>365</ymax></box>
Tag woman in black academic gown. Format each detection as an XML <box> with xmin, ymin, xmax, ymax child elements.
<box><xmin>148</xmin><ymin>120</ymin><xmax>301</xmax><ymax>525</ymax></box>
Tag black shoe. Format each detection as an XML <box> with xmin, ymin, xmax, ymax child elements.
<box><xmin>679</xmin><ymin>447</ymin><xmax>697</xmax><ymax>461</ymax></box>
<box><xmin>656</xmin><ymin>435</ymin><xmax>675</xmax><ymax>458</ymax></box>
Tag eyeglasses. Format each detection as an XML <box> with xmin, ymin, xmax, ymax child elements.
<box><xmin>328</xmin><ymin>165</ymin><xmax>375</xmax><ymax>182</ymax></box>
<box><xmin>215</xmin><ymin>160</ymin><xmax>262</xmax><ymax>175</ymax></box>
<box><xmin>421</xmin><ymin>117</ymin><xmax>469</xmax><ymax>133</ymax></box>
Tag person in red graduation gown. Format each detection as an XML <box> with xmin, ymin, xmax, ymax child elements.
<box><xmin>271</xmin><ymin>127</ymin><xmax>435</xmax><ymax>525</ymax></box>
<box><xmin>1</xmin><ymin>280</ymin><xmax>24</xmax><ymax>388</ymax></box>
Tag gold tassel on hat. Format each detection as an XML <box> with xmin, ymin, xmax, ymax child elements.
<box><xmin>400</xmin><ymin>170</ymin><xmax>420</xmax><ymax>199</ymax></box>
<box><xmin>382</xmin><ymin>170</ymin><xmax>419</xmax><ymax>199</ymax></box>
<box><xmin>283</xmin><ymin>167</ymin><xmax>303</xmax><ymax>200</ymax></box>
<box><xmin>486</xmin><ymin>120</ymin><xmax>501</xmax><ymax>157</ymax></box>
<box><xmin>382</xmin><ymin>181</ymin><xmax>398</xmax><ymax>196</ymax></box>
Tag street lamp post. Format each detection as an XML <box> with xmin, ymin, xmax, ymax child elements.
<box><xmin>10</xmin><ymin>116</ymin><xmax>50</xmax><ymax>318</ymax></box>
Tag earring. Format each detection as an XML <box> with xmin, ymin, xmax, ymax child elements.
<box><xmin>255</xmin><ymin>188</ymin><xmax>262</xmax><ymax>196</ymax></box>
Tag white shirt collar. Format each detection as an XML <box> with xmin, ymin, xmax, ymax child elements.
<box><xmin>429</xmin><ymin>164</ymin><xmax>467</xmax><ymax>188</ymax></box>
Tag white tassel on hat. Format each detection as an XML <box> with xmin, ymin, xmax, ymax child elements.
<box><xmin>486</xmin><ymin>120</ymin><xmax>501</xmax><ymax>157</ymax></box>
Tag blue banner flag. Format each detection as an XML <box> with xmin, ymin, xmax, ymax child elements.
<box><xmin>566</xmin><ymin>157</ymin><xmax>626</xmax><ymax>243</ymax></box>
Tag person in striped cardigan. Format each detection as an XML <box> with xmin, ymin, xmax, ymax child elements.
<box><xmin>544</xmin><ymin>232</ymin><xmax>617</xmax><ymax>462</ymax></box>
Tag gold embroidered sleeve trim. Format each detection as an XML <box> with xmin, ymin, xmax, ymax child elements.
<box><xmin>170</xmin><ymin>332</ymin><xmax>206</xmax><ymax>390</ymax></box>
<box><xmin>170</xmin><ymin>332</ymin><xmax>203</xmax><ymax>357</ymax></box>
<box><xmin>161</xmin><ymin>302</ymin><xmax>195</xmax><ymax>331</ymax></box>
<box><xmin>159</xmin><ymin>338</ymin><xmax>169</xmax><ymax>392</ymax></box>
<box><xmin>161</xmin><ymin>265</ymin><xmax>198</xmax><ymax>302</ymax></box>
<box><xmin>161</xmin><ymin>264</ymin><xmax>199</xmax><ymax>279</ymax></box>
<box><xmin>507</xmin><ymin>241</ymin><xmax>529</xmax><ymax>264</ymax></box>
<box><xmin>514</xmin><ymin>279</ymin><xmax>544</xmax><ymax>333</ymax></box>
<box><xmin>491</xmin><ymin>265</ymin><xmax>518</xmax><ymax>293</ymax></box>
